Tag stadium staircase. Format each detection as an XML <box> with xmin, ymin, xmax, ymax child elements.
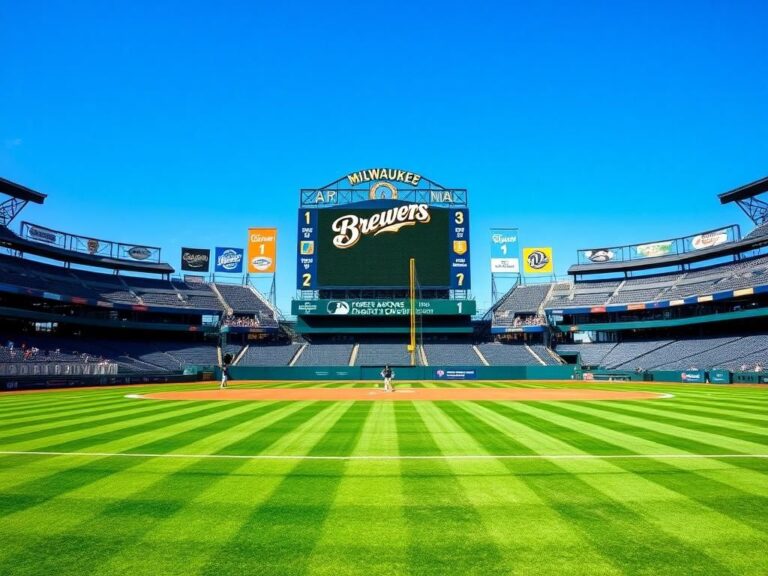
<box><xmin>210</xmin><ymin>284</ymin><xmax>234</xmax><ymax>315</ymax></box>
<box><xmin>349</xmin><ymin>344</ymin><xmax>359</xmax><ymax>367</ymax></box>
<box><xmin>419</xmin><ymin>346</ymin><xmax>428</xmax><ymax>366</ymax></box>
<box><xmin>290</xmin><ymin>343</ymin><xmax>307</xmax><ymax>366</ymax></box>
<box><xmin>232</xmin><ymin>345</ymin><xmax>249</xmax><ymax>366</ymax></box>
<box><xmin>473</xmin><ymin>345</ymin><xmax>490</xmax><ymax>366</ymax></box>
<box><xmin>524</xmin><ymin>344</ymin><xmax>547</xmax><ymax>366</ymax></box>
<box><xmin>544</xmin><ymin>347</ymin><xmax>565</xmax><ymax>365</ymax></box>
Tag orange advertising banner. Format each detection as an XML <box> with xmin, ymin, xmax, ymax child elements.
<box><xmin>247</xmin><ymin>228</ymin><xmax>277</xmax><ymax>273</ymax></box>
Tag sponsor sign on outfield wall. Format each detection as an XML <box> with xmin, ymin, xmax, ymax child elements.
<box><xmin>490</xmin><ymin>229</ymin><xmax>520</xmax><ymax>273</ymax></box>
<box><xmin>248</xmin><ymin>228</ymin><xmax>277</xmax><ymax>273</ymax></box>
<box><xmin>214</xmin><ymin>247</ymin><xmax>244</xmax><ymax>273</ymax></box>
<box><xmin>180</xmin><ymin>247</ymin><xmax>211</xmax><ymax>272</ymax></box>
<box><xmin>523</xmin><ymin>247</ymin><xmax>553</xmax><ymax>274</ymax></box>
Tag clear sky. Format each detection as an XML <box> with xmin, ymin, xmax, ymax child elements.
<box><xmin>1</xmin><ymin>0</ymin><xmax>766</xmax><ymax>313</ymax></box>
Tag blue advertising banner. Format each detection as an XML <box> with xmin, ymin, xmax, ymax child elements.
<box><xmin>490</xmin><ymin>228</ymin><xmax>520</xmax><ymax>273</ymax></box>
<box><xmin>297</xmin><ymin>209</ymin><xmax>318</xmax><ymax>289</ymax></box>
<box><xmin>449</xmin><ymin>208</ymin><xmax>471</xmax><ymax>290</ymax></box>
<box><xmin>214</xmin><ymin>247</ymin><xmax>244</xmax><ymax>273</ymax></box>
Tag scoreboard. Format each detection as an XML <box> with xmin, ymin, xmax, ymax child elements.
<box><xmin>297</xmin><ymin>200</ymin><xmax>471</xmax><ymax>289</ymax></box>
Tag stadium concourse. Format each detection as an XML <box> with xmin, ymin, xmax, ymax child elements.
<box><xmin>1</xmin><ymin>172</ymin><xmax>768</xmax><ymax>389</ymax></box>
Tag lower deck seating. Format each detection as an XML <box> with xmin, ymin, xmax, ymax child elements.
<box><xmin>423</xmin><ymin>344</ymin><xmax>480</xmax><ymax>366</ymax></box>
<box><xmin>293</xmin><ymin>343</ymin><xmax>354</xmax><ymax>366</ymax></box>
<box><xmin>475</xmin><ymin>343</ymin><xmax>541</xmax><ymax>366</ymax></box>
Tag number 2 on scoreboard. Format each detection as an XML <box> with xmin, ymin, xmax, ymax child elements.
<box><xmin>302</xmin><ymin>273</ymin><xmax>312</xmax><ymax>288</ymax></box>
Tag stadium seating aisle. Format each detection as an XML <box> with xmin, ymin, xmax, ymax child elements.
<box><xmin>238</xmin><ymin>343</ymin><xmax>302</xmax><ymax>366</ymax></box>
<box><xmin>475</xmin><ymin>342</ymin><xmax>543</xmax><ymax>365</ymax></box>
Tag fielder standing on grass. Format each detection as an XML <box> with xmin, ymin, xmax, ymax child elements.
<box><xmin>220</xmin><ymin>364</ymin><xmax>229</xmax><ymax>389</ymax></box>
<box><xmin>381</xmin><ymin>364</ymin><xmax>395</xmax><ymax>392</ymax></box>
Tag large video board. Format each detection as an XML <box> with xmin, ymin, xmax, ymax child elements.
<box><xmin>297</xmin><ymin>201</ymin><xmax>470</xmax><ymax>289</ymax></box>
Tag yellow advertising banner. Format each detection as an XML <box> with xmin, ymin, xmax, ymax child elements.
<box><xmin>523</xmin><ymin>247</ymin><xmax>553</xmax><ymax>274</ymax></box>
<box><xmin>247</xmin><ymin>228</ymin><xmax>277</xmax><ymax>273</ymax></box>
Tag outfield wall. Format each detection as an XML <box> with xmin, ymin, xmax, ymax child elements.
<box><xmin>225</xmin><ymin>365</ymin><xmax>579</xmax><ymax>381</ymax></box>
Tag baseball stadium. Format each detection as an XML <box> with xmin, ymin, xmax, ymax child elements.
<box><xmin>0</xmin><ymin>169</ymin><xmax>767</xmax><ymax>575</ymax></box>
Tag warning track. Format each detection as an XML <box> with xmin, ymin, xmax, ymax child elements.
<box><xmin>133</xmin><ymin>387</ymin><xmax>672</xmax><ymax>402</ymax></box>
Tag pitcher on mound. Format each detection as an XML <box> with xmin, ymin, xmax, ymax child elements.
<box><xmin>381</xmin><ymin>365</ymin><xmax>395</xmax><ymax>392</ymax></box>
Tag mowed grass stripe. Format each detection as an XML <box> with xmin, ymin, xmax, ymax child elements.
<box><xmin>305</xmin><ymin>401</ymin><xmax>410</xmax><ymax>576</ymax></box>
<box><xmin>0</xmin><ymin>402</ymin><xmax>351</xmax><ymax>575</ymax></box>
<box><xmin>0</xmin><ymin>397</ymin><xmax>232</xmax><ymax>445</ymax></box>
<box><xmin>648</xmin><ymin>399</ymin><xmax>768</xmax><ymax>426</ymax></box>
<box><xmin>395</xmin><ymin>402</ymin><xmax>509</xmax><ymax>575</ymax></box>
<box><xmin>489</xmin><ymin>401</ymin><xmax>768</xmax><ymax>535</ymax></box>
<box><xmin>197</xmin><ymin>401</ymin><xmax>374</xmax><ymax>576</ymax></box>
<box><xmin>555</xmin><ymin>401</ymin><xmax>768</xmax><ymax>455</ymax></box>
<box><xmin>0</xmin><ymin>394</ymin><xmax>131</xmax><ymax>423</ymax></box>
<box><xmin>580</xmin><ymin>400</ymin><xmax>768</xmax><ymax>442</ymax></box>
<box><xmin>85</xmin><ymin>402</ymin><xmax>354</xmax><ymax>576</ymax></box>
<box><xmin>452</xmin><ymin>401</ymin><xmax>763</xmax><ymax>575</ymax></box>
<box><xmin>0</xmin><ymin>400</ymin><xmax>289</xmax><ymax>517</ymax></box>
<box><xmin>418</xmin><ymin>401</ymin><xmax>623</xmax><ymax>575</ymax></box>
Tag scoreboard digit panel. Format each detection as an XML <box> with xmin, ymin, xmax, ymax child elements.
<box><xmin>296</xmin><ymin>202</ymin><xmax>471</xmax><ymax>289</ymax></box>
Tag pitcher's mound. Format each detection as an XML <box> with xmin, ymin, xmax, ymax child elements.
<box><xmin>136</xmin><ymin>387</ymin><xmax>671</xmax><ymax>402</ymax></box>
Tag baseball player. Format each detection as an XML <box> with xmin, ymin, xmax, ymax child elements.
<box><xmin>220</xmin><ymin>364</ymin><xmax>229</xmax><ymax>389</ymax></box>
<box><xmin>381</xmin><ymin>364</ymin><xmax>395</xmax><ymax>392</ymax></box>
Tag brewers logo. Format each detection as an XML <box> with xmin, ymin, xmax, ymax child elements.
<box><xmin>523</xmin><ymin>247</ymin><xmax>553</xmax><ymax>274</ymax></box>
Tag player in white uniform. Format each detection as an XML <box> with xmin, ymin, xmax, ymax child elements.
<box><xmin>381</xmin><ymin>365</ymin><xmax>394</xmax><ymax>392</ymax></box>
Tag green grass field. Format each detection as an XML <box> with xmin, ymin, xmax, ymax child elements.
<box><xmin>1</xmin><ymin>380</ymin><xmax>767</xmax><ymax>575</ymax></box>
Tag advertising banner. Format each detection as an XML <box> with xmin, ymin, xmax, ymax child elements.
<box><xmin>180</xmin><ymin>247</ymin><xmax>211</xmax><ymax>272</ymax></box>
<box><xmin>685</xmin><ymin>229</ymin><xmax>730</xmax><ymax>252</ymax></box>
<box><xmin>490</xmin><ymin>229</ymin><xmax>520</xmax><ymax>273</ymax></box>
<box><xmin>434</xmin><ymin>369</ymin><xmax>477</xmax><ymax>380</ymax></box>
<box><xmin>23</xmin><ymin>223</ymin><xmax>66</xmax><ymax>247</ymax></box>
<box><xmin>214</xmin><ymin>247</ymin><xmax>244</xmax><ymax>274</ymax></box>
<box><xmin>73</xmin><ymin>236</ymin><xmax>111</xmax><ymax>257</ymax></box>
<box><xmin>248</xmin><ymin>228</ymin><xmax>277</xmax><ymax>273</ymax></box>
<box><xmin>291</xmin><ymin>299</ymin><xmax>476</xmax><ymax>316</ymax></box>
<box><xmin>117</xmin><ymin>244</ymin><xmax>158</xmax><ymax>262</ymax></box>
<box><xmin>449</xmin><ymin>208</ymin><xmax>471</xmax><ymax>289</ymax></box>
<box><xmin>632</xmin><ymin>240</ymin><xmax>675</xmax><ymax>259</ymax></box>
<box><xmin>523</xmin><ymin>247</ymin><xmax>553</xmax><ymax>274</ymax></box>
<box><xmin>580</xmin><ymin>247</ymin><xmax>621</xmax><ymax>264</ymax></box>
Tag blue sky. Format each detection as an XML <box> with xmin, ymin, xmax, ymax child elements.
<box><xmin>1</xmin><ymin>0</ymin><xmax>766</xmax><ymax>313</ymax></box>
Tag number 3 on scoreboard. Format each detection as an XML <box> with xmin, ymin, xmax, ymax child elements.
<box><xmin>302</xmin><ymin>273</ymin><xmax>312</xmax><ymax>288</ymax></box>
<box><xmin>454</xmin><ymin>211</ymin><xmax>464</xmax><ymax>225</ymax></box>
<box><xmin>456</xmin><ymin>272</ymin><xmax>464</xmax><ymax>287</ymax></box>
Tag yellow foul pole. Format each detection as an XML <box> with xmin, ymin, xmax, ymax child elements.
<box><xmin>409</xmin><ymin>258</ymin><xmax>416</xmax><ymax>366</ymax></box>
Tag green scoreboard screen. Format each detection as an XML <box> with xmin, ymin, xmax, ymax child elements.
<box><xmin>297</xmin><ymin>201</ymin><xmax>471</xmax><ymax>289</ymax></box>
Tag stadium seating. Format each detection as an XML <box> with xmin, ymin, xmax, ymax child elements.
<box><xmin>555</xmin><ymin>342</ymin><xmax>616</xmax><ymax>366</ymax></box>
<box><xmin>214</xmin><ymin>283</ymin><xmax>278</xmax><ymax>326</ymax></box>
<box><xmin>476</xmin><ymin>342</ymin><xmax>543</xmax><ymax>365</ymax></box>
<box><xmin>355</xmin><ymin>343</ymin><xmax>413</xmax><ymax>366</ymax></box>
<box><xmin>493</xmin><ymin>284</ymin><xmax>551</xmax><ymax>325</ymax></box>
<box><xmin>423</xmin><ymin>343</ymin><xmax>480</xmax><ymax>366</ymax></box>
<box><xmin>293</xmin><ymin>343</ymin><xmax>354</xmax><ymax>366</ymax></box>
<box><xmin>238</xmin><ymin>343</ymin><xmax>302</xmax><ymax>366</ymax></box>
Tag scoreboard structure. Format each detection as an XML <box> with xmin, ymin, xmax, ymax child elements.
<box><xmin>297</xmin><ymin>169</ymin><xmax>470</xmax><ymax>291</ymax></box>
<box><xmin>293</xmin><ymin>169</ymin><xmax>475</xmax><ymax>333</ymax></box>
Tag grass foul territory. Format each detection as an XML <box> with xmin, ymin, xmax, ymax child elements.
<box><xmin>0</xmin><ymin>380</ymin><xmax>766</xmax><ymax>576</ymax></box>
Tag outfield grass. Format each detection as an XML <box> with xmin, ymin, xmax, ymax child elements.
<box><xmin>0</xmin><ymin>380</ymin><xmax>766</xmax><ymax>575</ymax></box>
